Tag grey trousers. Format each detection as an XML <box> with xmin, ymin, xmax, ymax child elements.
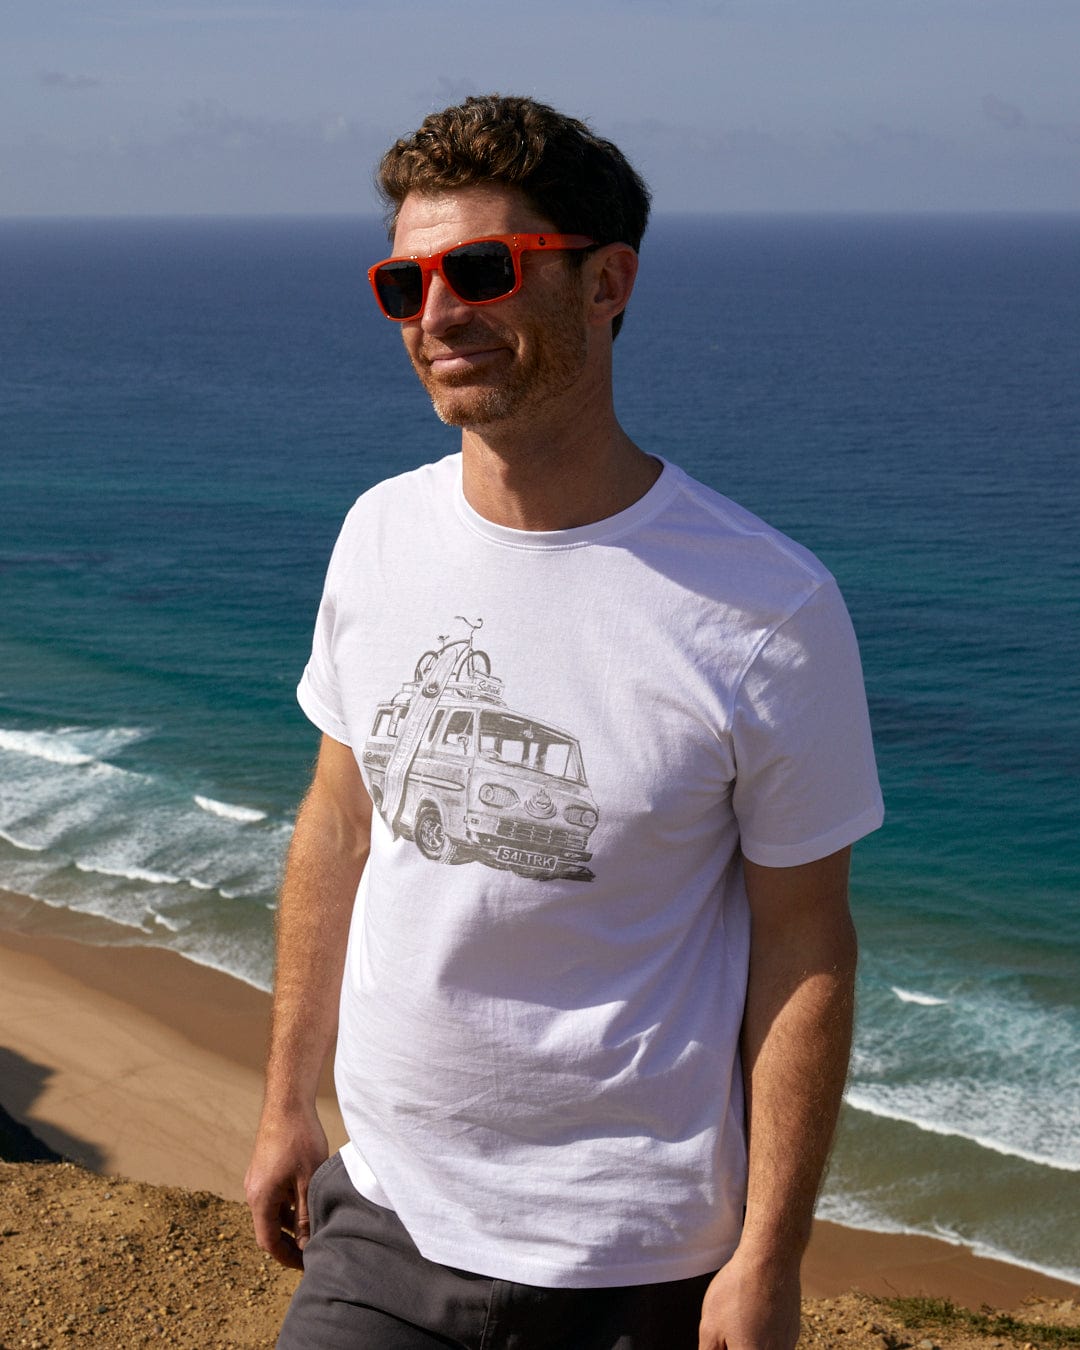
<box><xmin>277</xmin><ymin>1153</ymin><xmax>715</xmax><ymax>1350</ymax></box>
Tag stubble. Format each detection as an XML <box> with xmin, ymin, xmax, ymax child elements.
<box><xmin>412</xmin><ymin>271</ymin><xmax>589</xmax><ymax>431</ymax></box>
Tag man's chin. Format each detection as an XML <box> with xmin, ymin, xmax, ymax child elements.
<box><xmin>428</xmin><ymin>385</ymin><xmax>518</xmax><ymax>429</ymax></box>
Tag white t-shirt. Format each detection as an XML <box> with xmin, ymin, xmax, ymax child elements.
<box><xmin>298</xmin><ymin>453</ymin><xmax>883</xmax><ymax>1288</ymax></box>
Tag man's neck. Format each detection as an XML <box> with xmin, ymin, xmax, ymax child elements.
<box><xmin>459</xmin><ymin>402</ymin><xmax>662</xmax><ymax>533</ymax></box>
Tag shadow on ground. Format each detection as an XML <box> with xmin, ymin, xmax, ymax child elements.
<box><xmin>0</xmin><ymin>1045</ymin><xmax>106</xmax><ymax>1168</ymax></box>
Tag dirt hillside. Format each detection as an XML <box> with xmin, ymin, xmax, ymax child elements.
<box><xmin>1</xmin><ymin>1163</ymin><xmax>1076</xmax><ymax>1349</ymax></box>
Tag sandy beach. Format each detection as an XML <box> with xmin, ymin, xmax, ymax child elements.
<box><xmin>2</xmin><ymin>890</ymin><xmax>1077</xmax><ymax>1347</ymax></box>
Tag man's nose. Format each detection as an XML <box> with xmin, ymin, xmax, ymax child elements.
<box><xmin>419</xmin><ymin>273</ymin><xmax>473</xmax><ymax>334</ymax></box>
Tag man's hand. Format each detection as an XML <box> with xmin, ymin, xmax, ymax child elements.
<box><xmin>244</xmin><ymin>735</ymin><xmax>370</xmax><ymax>1269</ymax></box>
<box><xmin>698</xmin><ymin>1250</ymin><xmax>801</xmax><ymax>1350</ymax></box>
<box><xmin>245</xmin><ymin>1106</ymin><xmax>329</xmax><ymax>1270</ymax></box>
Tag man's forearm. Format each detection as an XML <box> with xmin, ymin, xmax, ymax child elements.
<box><xmin>737</xmin><ymin>915</ymin><xmax>857</xmax><ymax>1263</ymax></box>
<box><xmin>699</xmin><ymin>848</ymin><xmax>857</xmax><ymax>1349</ymax></box>
<box><xmin>245</xmin><ymin>735</ymin><xmax>371</xmax><ymax>1268</ymax></box>
<box><xmin>262</xmin><ymin>771</ymin><xmax>369</xmax><ymax>1111</ymax></box>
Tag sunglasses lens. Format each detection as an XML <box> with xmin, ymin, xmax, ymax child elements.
<box><xmin>374</xmin><ymin>260</ymin><xmax>424</xmax><ymax>319</ymax></box>
<box><xmin>443</xmin><ymin>241</ymin><xmax>516</xmax><ymax>303</ymax></box>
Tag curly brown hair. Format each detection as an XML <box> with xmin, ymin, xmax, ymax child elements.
<box><xmin>376</xmin><ymin>93</ymin><xmax>651</xmax><ymax>338</ymax></box>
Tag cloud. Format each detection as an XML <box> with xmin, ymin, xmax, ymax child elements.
<box><xmin>38</xmin><ymin>70</ymin><xmax>102</xmax><ymax>91</ymax></box>
<box><xmin>7</xmin><ymin>99</ymin><xmax>395</xmax><ymax>214</ymax></box>
<box><xmin>982</xmin><ymin>95</ymin><xmax>1027</xmax><ymax>132</ymax></box>
<box><xmin>112</xmin><ymin>4</ymin><xmax>308</xmax><ymax>20</ymax></box>
<box><xmin>174</xmin><ymin>99</ymin><xmax>375</xmax><ymax>157</ymax></box>
<box><xmin>609</xmin><ymin>114</ymin><xmax>1079</xmax><ymax>212</ymax></box>
<box><xmin>417</xmin><ymin>77</ymin><xmax>483</xmax><ymax>110</ymax></box>
<box><xmin>178</xmin><ymin>98</ymin><xmax>264</xmax><ymax>148</ymax></box>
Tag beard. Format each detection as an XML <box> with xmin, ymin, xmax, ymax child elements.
<box><xmin>423</xmin><ymin>358</ymin><xmax>529</xmax><ymax>428</ymax></box>
<box><xmin>409</xmin><ymin>278</ymin><xmax>589</xmax><ymax>430</ymax></box>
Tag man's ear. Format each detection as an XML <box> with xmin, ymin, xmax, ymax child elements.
<box><xmin>584</xmin><ymin>243</ymin><xmax>638</xmax><ymax>328</ymax></box>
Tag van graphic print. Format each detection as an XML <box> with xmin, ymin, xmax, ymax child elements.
<box><xmin>362</xmin><ymin>618</ymin><xmax>598</xmax><ymax>882</ymax></box>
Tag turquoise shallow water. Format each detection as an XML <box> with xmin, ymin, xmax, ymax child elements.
<box><xmin>1</xmin><ymin>214</ymin><xmax>1077</xmax><ymax>1279</ymax></box>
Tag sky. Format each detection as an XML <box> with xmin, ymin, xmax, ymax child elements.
<box><xmin>2</xmin><ymin>0</ymin><xmax>1079</xmax><ymax>216</ymax></box>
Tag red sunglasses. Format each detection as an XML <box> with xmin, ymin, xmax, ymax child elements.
<box><xmin>368</xmin><ymin>233</ymin><xmax>596</xmax><ymax>321</ymax></box>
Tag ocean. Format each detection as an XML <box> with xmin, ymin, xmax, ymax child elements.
<box><xmin>1</xmin><ymin>213</ymin><xmax>1077</xmax><ymax>1283</ymax></box>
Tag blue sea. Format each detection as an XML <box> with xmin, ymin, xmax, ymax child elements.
<box><xmin>1</xmin><ymin>214</ymin><xmax>1077</xmax><ymax>1283</ymax></box>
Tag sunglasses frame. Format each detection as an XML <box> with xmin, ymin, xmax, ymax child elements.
<box><xmin>368</xmin><ymin>232</ymin><xmax>597</xmax><ymax>321</ymax></box>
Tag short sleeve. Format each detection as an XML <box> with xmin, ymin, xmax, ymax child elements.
<box><xmin>731</xmin><ymin>579</ymin><xmax>883</xmax><ymax>867</ymax></box>
<box><xmin>296</xmin><ymin>574</ymin><xmax>352</xmax><ymax>746</ymax></box>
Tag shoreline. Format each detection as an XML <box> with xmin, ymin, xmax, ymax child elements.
<box><xmin>0</xmin><ymin>889</ymin><xmax>344</xmax><ymax>1203</ymax></box>
<box><xmin>1</xmin><ymin>890</ymin><xmax>1077</xmax><ymax>1312</ymax></box>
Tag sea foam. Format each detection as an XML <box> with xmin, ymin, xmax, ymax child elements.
<box><xmin>0</xmin><ymin>725</ymin><xmax>145</xmax><ymax>767</ymax></box>
<box><xmin>891</xmin><ymin>986</ymin><xmax>948</xmax><ymax>1006</ymax></box>
<box><xmin>75</xmin><ymin>860</ymin><xmax>183</xmax><ymax>887</ymax></box>
<box><xmin>815</xmin><ymin>1191</ymin><xmax>1080</xmax><ymax>1286</ymax></box>
<box><xmin>844</xmin><ymin>1086</ymin><xmax>1080</xmax><ymax>1173</ymax></box>
<box><xmin>193</xmin><ymin>794</ymin><xmax>267</xmax><ymax>823</ymax></box>
<box><xmin>0</xmin><ymin>826</ymin><xmax>47</xmax><ymax>853</ymax></box>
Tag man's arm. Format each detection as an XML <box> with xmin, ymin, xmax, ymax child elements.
<box><xmin>244</xmin><ymin>733</ymin><xmax>372</xmax><ymax>1269</ymax></box>
<box><xmin>699</xmin><ymin>846</ymin><xmax>857</xmax><ymax>1350</ymax></box>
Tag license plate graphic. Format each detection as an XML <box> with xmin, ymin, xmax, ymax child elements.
<box><xmin>496</xmin><ymin>846</ymin><xmax>557</xmax><ymax>870</ymax></box>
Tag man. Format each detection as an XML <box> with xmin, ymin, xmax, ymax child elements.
<box><xmin>245</xmin><ymin>94</ymin><xmax>883</xmax><ymax>1350</ymax></box>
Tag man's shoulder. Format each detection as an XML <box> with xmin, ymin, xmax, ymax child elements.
<box><xmin>659</xmin><ymin>460</ymin><xmax>836</xmax><ymax>602</ymax></box>
<box><xmin>345</xmin><ymin>452</ymin><xmax>460</xmax><ymax>520</ymax></box>
<box><xmin>319</xmin><ymin>453</ymin><xmax>459</xmax><ymax>580</ymax></box>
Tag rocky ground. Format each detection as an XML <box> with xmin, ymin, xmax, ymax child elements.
<box><xmin>1</xmin><ymin>1162</ymin><xmax>1077</xmax><ymax>1349</ymax></box>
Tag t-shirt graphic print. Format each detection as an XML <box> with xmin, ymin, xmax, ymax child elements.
<box><xmin>362</xmin><ymin>615</ymin><xmax>599</xmax><ymax>882</ymax></box>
